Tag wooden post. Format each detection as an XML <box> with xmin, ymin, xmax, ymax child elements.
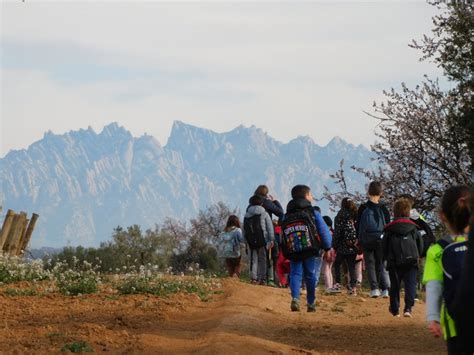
<box><xmin>0</xmin><ymin>210</ymin><xmax>15</xmax><ymax>250</ymax></box>
<box><xmin>18</xmin><ymin>213</ymin><xmax>39</xmax><ymax>256</ymax></box>
<box><xmin>14</xmin><ymin>217</ymin><xmax>29</xmax><ymax>256</ymax></box>
<box><xmin>3</xmin><ymin>212</ymin><xmax>27</xmax><ymax>255</ymax></box>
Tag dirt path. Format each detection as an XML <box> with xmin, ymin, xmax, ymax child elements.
<box><xmin>0</xmin><ymin>279</ymin><xmax>445</xmax><ymax>354</ymax></box>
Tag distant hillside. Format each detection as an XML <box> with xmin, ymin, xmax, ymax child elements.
<box><xmin>0</xmin><ymin>121</ymin><xmax>375</xmax><ymax>247</ymax></box>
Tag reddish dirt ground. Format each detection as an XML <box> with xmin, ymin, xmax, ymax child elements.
<box><xmin>0</xmin><ymin>279</ymin><xmax>445</xmax><ymax>354</ymax></box>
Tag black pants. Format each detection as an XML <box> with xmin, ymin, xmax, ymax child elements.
<box><xmin>447</xmin><ymin>336</ymin><xmax>471</xmax><ymax>355</ymax></box>
<box><xmin>363</xmin><ymin>240</ymin><xmax>390</xmax><ymax>291</ymax></box>
<box><xmin>334</xmin><ymin>253</ymin><xmax>357</xmax><ymax>289</ymax></box>
<box><xmin>388</xmin><ymin>265</ymin><xmax>417</xmax><ymax>315</ymax></box>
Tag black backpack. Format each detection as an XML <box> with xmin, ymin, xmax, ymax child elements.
<box><xmin>243</xmin><ymin>215</ymin><xmax>266</xmax><ymax>250</ymax></box>
<box><xmin>440</xmin><ymin>239</ymin><xmax>468</xmax><ymax>329</ymax></box>
<box><xmin>389</xmin><ymin>230</ymin><xmax>420</xmax><ymax>267</ymax></box>
<box><xmin>280</xmin><ymin>209</ymin><xmax>321</xmax><ymax>260</ymax></box>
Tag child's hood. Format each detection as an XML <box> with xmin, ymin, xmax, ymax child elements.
<box><xmin>245</xmin><ymin>205</ymin><xmax>266</xmax><ymax>217</ymax></box>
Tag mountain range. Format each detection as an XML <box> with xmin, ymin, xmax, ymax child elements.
<box><xmin>0</xmin><ymin>121</ymin><xmax>375</xmax><ymax>247</ymax></box>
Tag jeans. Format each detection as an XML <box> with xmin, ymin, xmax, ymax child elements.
<box><xmin>334</xmin><ymin>253</ymin><xmax>358</xmax><ymax>289</ymax></box>
<box><xmin>388</xmin><ymin>266</ymin><xmax>418</xmax><ymax>314</ymax></box>
<box><xmin>250</xmin><ymin>247</ymin><xmax>267</xmax><ymax>281</ymax></box>
<box><xmin>290</xmin><ymin>256</ymin><xmax>322</xmax><ymax>305</ymax></box>
<box><xmin>363</xmin><ymin>240</ymin><xmax>390</xmax><ymax>291</ymax></box>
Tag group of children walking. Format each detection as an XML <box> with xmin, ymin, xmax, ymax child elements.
<box><xmin>218</xmin><ymin>182</ymin><xmax>473</xmax><ymax>354</ymax></box>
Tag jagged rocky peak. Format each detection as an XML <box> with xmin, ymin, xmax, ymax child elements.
<box><xmin>288</xmin><ymin>135</ymin><xmax>319</xmax><ymax>147</ymax></box>
<box><xmin>100</xmin><ymin>122</ymin><xmax>132</xmax><ymax>138</ymax></box>
<box><xmin>326</xmin><ymin>136</ymin><xmax>349</xmax><ymax>148</ymax></box>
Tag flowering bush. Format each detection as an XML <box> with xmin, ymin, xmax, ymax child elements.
<box><xmin>0</xmin><ymin>254</ymin><xmax>49</xmax><ymax>284</ymax></box>
<box><xmin>52</xmin><ymin>257</ymin><xmax>101</xmax><ymax>296</ymax></box>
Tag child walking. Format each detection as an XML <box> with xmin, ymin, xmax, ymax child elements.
<box><xmin>244</xmin><ymin>195</ymin><xmax>275</xmax><ymax>285</ymax></box>
<box><xmin>383</xmin><ymin>198</ymin><xmax>423</xmax><ymax>317</ymax></box>
<box><xmin>280</xmin><ymin>185</ymin><xmax>332</xmax><ymax>312</ymax></box>
<box><xmin>218</xmin><ymin>215</ymin><xmax>245</xmax><ymax>277</ymax></box>
<box><xmin>423</xmin><ymin>185</ymin><xmax>470</xmax><ymax>354</ymax></box>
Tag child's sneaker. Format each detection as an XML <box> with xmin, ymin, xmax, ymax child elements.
<box><xmin>307</xmin><ymin>303</ymin><xmax>316</xmax><ymax>313</ymax></box>
<box><xmin>381</xmin><ymin>289</ymin><xmax>389</xmax><ymax>298</ymax></box>
<box><xmin>389</xmin><ymin>306</ymin><xmax>400</xmax><ymax>317</ymax></box>
<box><xmin>291</xmin><ymin>298</ymin><xmax>300</xmax><ymax>312</ymax></box>
<box><xmin>348</xmin><ymin>287</ymin><xmax>357</xmax><ymax>296</ymax></box>
<box><xmin>403</xmin><ymin>310</ymin><xmax>413</xmax><ymax>318</ymax></box>
<box><xmin>370</xmin><ymin>289</ymin><xmax>381</xmax><ymax>298</ymax></box>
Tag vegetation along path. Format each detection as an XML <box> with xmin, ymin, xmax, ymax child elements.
<box><xmin>1</xmin><ymin>279</ymin><xmax>444</xmax><ymax>354</ymax></box>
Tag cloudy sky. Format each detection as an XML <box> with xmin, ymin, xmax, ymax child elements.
<box><xmin>1</xmin><ymin>1</ymin><xmax>443</xmax><ymax>156</ymax></box>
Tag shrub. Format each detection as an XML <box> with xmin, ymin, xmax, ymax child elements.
<box><xmin>61</xmin><ymin>341</ymin><xmax>93</xmax><ymax>353</ymax></box>
<box><xmin>0</xmin><ymin>254</ymin><xmax>49</xmax><ymax>284</ymax></box>
<box><xmin>52</xmin><ymin>258</ymin><xmax>100</xmax><ymax>296</ymax></box>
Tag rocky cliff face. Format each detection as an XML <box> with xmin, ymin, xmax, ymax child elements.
<box><xmin>0</xmin><ymin>121</ymin><xmax>374</xmax><ymax>247</ymax></box>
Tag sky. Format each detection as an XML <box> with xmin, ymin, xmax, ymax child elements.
<box><xmin>1</xmin><ymin>1</ymin><xmax>443</xmax><ymax>156</ymax></box>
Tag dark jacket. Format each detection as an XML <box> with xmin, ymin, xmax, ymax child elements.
<box><xmin>284</xmin><ymin>198</ymin><xmax>332</xmax><ymax>261</ymax></box>
<box><xmin>382</xmin><ymin>218</ymin><xmax>423</xmax><ymax>269</ymax></box>
<box><xmin>261</xmin><ymin>197</ymin><xmax>284</xmax><ymax>220</ymax></box>
<box><xmin>334</xmin><ymin>208</ymin><xmax>358</xmax><ymax>255</ymax></box>
<box><xmin>358</xmin><ymin>200</ymin><xmax>391</xmax><ymax>247</ymax></box>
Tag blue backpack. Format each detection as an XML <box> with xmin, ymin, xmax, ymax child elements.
<box><xmin>219</xmin><ymin>230</ymin><xmax>241</xmax><ymax>258</ymax></box>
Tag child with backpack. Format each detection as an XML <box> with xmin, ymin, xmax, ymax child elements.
<box><xmin>358</xmin><ymin>181</ymin><xmax>391</xmax><ymax>298</ymax></box>
<box><xmin>244</xmin><ymin>195</ymin><xmax>275</xmax><ymax>285</ymax></box>
<box><xmin>218</xmin><ymin>215</ymin><xmax>246</xmax><ymax>277</ymax></box>
<box><xmin>382</xmin><ymin>198</ymin><xmax>423</xmax><ymax>317</ymax></box>
<box><xmin>423</xmin><ymin>185</ymin><xmax>470</xmax><ymax>354</ymax></box>
<box><xmin>334</xmin><ymin>198</ymin><xmax>360</xmax><ymax>295</ymax></box>
<box><xmin>281</xmin><ymin>185</ymin><xmax>332</xmax><ymax>312</ymax></box>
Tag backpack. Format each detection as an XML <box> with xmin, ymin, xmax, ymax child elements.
<box><xmin>243</xmin><ymin>215</ymin><xmax>266</xmax><ymax>250</ymax></box>
<box><xmin>440</xmin><ymin>239</ymin><xmax>468</xmax><ymax>321</ymax></box>
<box><xmin>388</xmin><ymin>230</ymin><xmax>419</xmax><ymax>267</ymax></box>
<box><xmin>414</xmin><ymin>219</ymin><xmax>435</xmax><ymax>258</ymax></box>
<box><xmin>218</xmin><ymin>230</ymin><xmax>241</xmax><ymax>258</ymax></box>
<box><xmin>359</xmin><ymin>206</ymin><xmax>386</xmax><ymax>246</ymax></box>
<box><xmin>280</xmin><ymin>209</ymin><xmax>321</xmax><ymax>260</ymax></box>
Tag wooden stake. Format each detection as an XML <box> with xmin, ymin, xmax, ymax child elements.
<box><xmin>15</xmin><ymin>218</ymin><xmax>29</xmax><ymax>256</ymax></box>
<box><xmin>0</xmin><ymin>210</ymin><xmax>15</xmax><ymax>250</ymax></box>
<box><xmin>19</xmin><ymin>213</ymin><xmax>39</xmax><ymax>256</ymax></box>
<box><xmin>6</xmin><ymin>212</ymin><xmax>27</xmax><ymax>255</ymax></box>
